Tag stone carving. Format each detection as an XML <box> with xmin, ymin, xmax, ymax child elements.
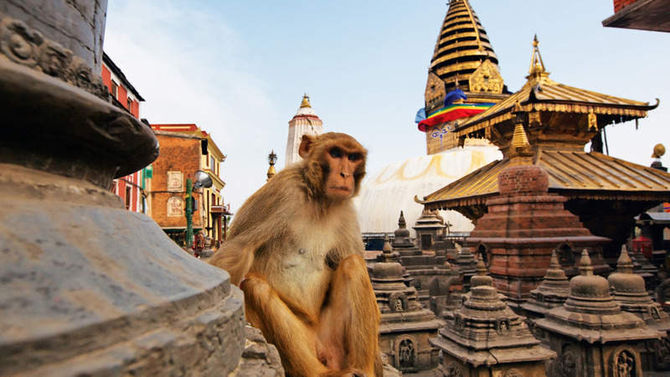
<box><xmin>0</xmin><ymin>12</ymin><xmax>108</xmax><ymax>99</ymax></box>
<box><xmin>613</xmin><ymin>350</ymin><xmax>636</xmax><ymax>377</ymax></box>
<box><xmin>556</xmin><ymin>347</ymin><xmax>578</xmax><ymax>377</ymax></box>
<box><xmin>398</xmin><ymin>338</ymin><xmax>416</xmax><ymax>369</ymax></box>
<box><xmin>503</xmin><ymin>368</ymin><xmax>524</xmax><ymax>377</ymax></box>
<box><xmin>389</xmin><ymin>292</ymin><xmax>407</xmax><ymax>312</ymax></box>
<box><xmin>167</xmin><ymin>196</ymin><xmax>184</xmax><ymax>217</ymax></box>
<box><xmin>167</xmin><ymin>171</ymin><xmax>184</xmax><ymax>192</ymax></box>
<box><xmin>445</xmin><ymin>362</ymin><xmax>464</xmax><ymax>377</ymax></box>
<box><xmin>469</xmin><ymin>59</ymin><xmax>504</xmax><ymax>93</ymax></box>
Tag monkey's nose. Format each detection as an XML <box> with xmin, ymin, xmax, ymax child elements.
<box><xmin>340</xmin><ymin>172</ymin><xmax>351</xmax><ymax>178</ymax></box>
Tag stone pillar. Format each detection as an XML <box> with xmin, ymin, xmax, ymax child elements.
<box><xmin>0</xmin><ymin>4</ymin><xmax>256</xmax><ymax>376</ymax></box>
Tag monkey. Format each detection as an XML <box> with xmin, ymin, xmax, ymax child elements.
<box><xmin>209</xmin><ymin>132</ymin><xmax>381</xmax><ymax>377</ymax></box>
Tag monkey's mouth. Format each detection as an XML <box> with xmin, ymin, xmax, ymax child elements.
<box><xmin>329</xmin><ymin>186</ymin><xmax>352</xmax><ymax>193</ymax></box>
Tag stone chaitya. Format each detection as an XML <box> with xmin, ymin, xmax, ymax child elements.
<box><xmin>608</xmin><ymin>245</ymin><xmax>670</xmax><ymax>371</ymax></box>
<box><xmin>535</xmin><ymin>250</ymin><xmax>660</xmax><ymax>377</ymax></box>
<box><xmin>0</xmin><ymin>2</ymin><xmax>281</xmax><ymax>375</ymax></box>
<box><xmin>413</xmin><ymin>208</ymin><xmax>446</xmax><ymax>251</ymax></box>
<box><xmin>521</xmin><ymin>249</ymin><xmax>570</xmax><ymax>319</ymax></box>
<box><xmin>431</xmin><ymin>257</ymin><xmax>556</xmax><ymax>377</ymax></box>
<box><xmin>372</xmin><ymin>239</ymin><xmax>441</xmax><ymax>373</ymax></box>
<box><xmin>392</xmin><ymin>211</ymin><xmax>459</xmax><ymax>310</ymax></box>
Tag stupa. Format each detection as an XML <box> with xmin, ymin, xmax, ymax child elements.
<box><xmin>413</xmin><ymin>208</ymin><xmax>446</xmax><ymax>250</ymax></box>
<box><xmin>392</xmin><ymin>212</ymin><xmax>459</xmax><ymax>309</ymax></box>
<box><xmin>430</xmin><ymin>257</ymin><xmax>555</xmax><ymax>377</ymax></box>
<box><xmin>422</xmin><ymin>0</ymin><xmax>509</xmax><ymax>153</ymax></box>
<box><xmin>535</xmin><ymin>250</ymin><xmax>660</xmax><ymax>377</ymax></box>
<box><xmin>521</xmin><ymin>249</ymin><xmax>570</xmax><ymax>319</ymax></box>
<box><xmin>0</xmin><ymin>3</ymin><xmax>280</xmax><ymax>376</ymax></box>
<box><xmin>372</xmin><ymin>239</ymin><xmax>441</xmax><ymax>373</ymax></box>
<box><xmin>355</xmin><ymin>0</ymin><xmax>506</xmax><ymax>242</ymax></box>
<box><xmin>608</xmin><ymin>245</ymin><xmax>670</xmax><ymax>371</ymax></box>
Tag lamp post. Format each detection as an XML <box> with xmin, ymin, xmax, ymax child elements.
<box><xmin>185</xmin><ymin>170</ymin><xmax>213</xmax><ymax>248</ymax></box>
<box><xmin>267</xmin><ymin>150</ymin><xmax>278</xmax><ymax>181</ymax></box>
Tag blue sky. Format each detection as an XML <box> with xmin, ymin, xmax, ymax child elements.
<box><xmin>103</xmin><ymin>1</ymin><xmax>670</xmax><ymax>211</ymax></box>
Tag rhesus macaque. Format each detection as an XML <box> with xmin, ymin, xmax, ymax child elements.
<box><xmin>209</xmin><ymin>132</ymin><xmax>381</xmax><ymax>377</ymax></box>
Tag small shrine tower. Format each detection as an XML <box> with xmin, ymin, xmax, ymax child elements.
<box><xmin>285</xmin><ymin>94</ymin><xmax>323</xmax><ymax>167</ymax></box>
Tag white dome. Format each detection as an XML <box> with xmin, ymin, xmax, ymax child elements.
<box><xmin>354</xmin><ymin>145</ymin><xmax>502</xmax><ymax>236</ymax></box>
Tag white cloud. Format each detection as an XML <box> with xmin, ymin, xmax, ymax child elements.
<box><xmin>104</xmin><ymin>1</ymin><xmax>283</xmax><ymax>211</ymax></box>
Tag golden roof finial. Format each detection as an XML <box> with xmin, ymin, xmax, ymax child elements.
<box><xmin>300</xmin><ymin>93</ymin><xmax>311</xmax><ymax>108</ymax></box>
<box><xmin>527</xmin><ymin>34</ymin><xmax>548</xmax><ymax>82</ymax></box>
<box><xmin>511</xmin><ymin>122</ymin><xmax>531</xmax><ymax>152</ymax></box>
<box><xmin>652</xmin><ymin>143</ymin><xmax>666</xmax><ymax>158</ymax></box>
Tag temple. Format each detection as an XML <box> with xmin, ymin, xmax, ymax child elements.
<box><xmin>418</xmin><ymin>36</ymin><xmax>669</xmax><ymax>267</ymax></box>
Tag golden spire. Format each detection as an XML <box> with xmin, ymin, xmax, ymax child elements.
<box><xmin>527</xmin><ymin>35</ymin><xmax>549</xmax><ymax>82</ymax></box>
<box><xmin>300</xmin><ymin>93</ymin><xmax>311</xmax><ymax>108</ymax></box>
<box><xmin>428</xmin><ymin>0</ymin><xmax>502</xmax><ymax>92</ymax></box>
<box><xmin>511</xmin><ymin>123</ymin><xmax>531</xmax><ymax>151</ymax></box>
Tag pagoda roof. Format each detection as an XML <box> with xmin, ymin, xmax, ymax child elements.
<box><xmin>419</xmin><ymin>151</ymin><xmax>670</xmax><ymax>210</ymax></box>
<box><xmin>453</xmin><ymin>36</ymin><xmax>658</xmax><ymax>138</ymax></box>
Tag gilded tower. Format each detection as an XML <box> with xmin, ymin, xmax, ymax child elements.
<box><xmin>285</xmin><ymin>94</ymin><xmax>324</xmax><ymax>167</ymax></box>
<box><xmin>423</xmin><ymin>0</ymin><xmax>508</xmax><ymax>154</ymax></box>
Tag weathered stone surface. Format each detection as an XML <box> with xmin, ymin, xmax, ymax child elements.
<box><xmin>0</xmin><ymin>165</ymin><xmax>246</xmax><ymax>376</ymax></box>
<box><xmin>431</xmin><ymin>257</ymin><xmax>555</xmax><ymax>377</ymax></box>
<box><xmin>535</xmin><ymin>250</ymin><xmax>660</xmax><ymax>377</ymax></box>
<box><xmin>372</xmin><ymin>243</ymin><xmax>441</xmax><ymax>374</ymax></box>
<box><xmin>229</xmin><ymin>326</ymin><xmax>285</xmax><ymax>377</ymax></box>
<box><xmin>0</xmin><ymin>0</ymin><xmax>107</xmax><ymax>73</ymax></box>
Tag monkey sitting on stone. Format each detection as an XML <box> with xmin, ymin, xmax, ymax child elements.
<box><xmin>210</xmin><ymin>132</ymin><xmax>381</xmax><ymax>377</ymax></box>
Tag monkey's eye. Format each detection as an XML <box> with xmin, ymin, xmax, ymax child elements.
<box><xmin>329</xmin><ymin>147</ymin><xmax>343</xmax><ymax>158</ymax></box>
<box><xmin>348</xmin><ymin>153</ymin><xmax>362</xmax><ymax>162</ymax></box>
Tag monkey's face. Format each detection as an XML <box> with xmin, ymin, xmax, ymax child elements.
<box><xmin>323</xmin><ymin>146</ymin><xmax>363</xmax><ymax>201</ymax></box>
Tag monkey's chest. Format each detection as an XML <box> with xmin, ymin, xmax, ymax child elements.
<box><xmin>276</xmin><ymin>246</ymin><xmax>332</xmax><ymax>303</ymax></box>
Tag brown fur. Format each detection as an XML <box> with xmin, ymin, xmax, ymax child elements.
<box><xmin>209</xmin><ymin>132</ymin><xmax>380</xmax><ymax>377</ymax></box>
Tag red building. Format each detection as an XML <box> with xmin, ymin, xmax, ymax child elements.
<box><xmin>101</xmin><ymin>52</ymin><xmax>149</xmax><ymax>213</ymax></box>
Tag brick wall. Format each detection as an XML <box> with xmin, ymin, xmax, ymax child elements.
<box><xmin>151</xmin><ymin>133</ymin><xmax>203</xmax><ymax>230</ymax></box>
<box><xmin>614</xmin><ymin>0</ymin><xmax>638</xmax><ymax>12</ymax></box>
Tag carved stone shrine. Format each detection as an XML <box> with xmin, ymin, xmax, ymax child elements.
<box><xmin>608</xmin><ymin>246</ymin><xmax>670</xmax><ymax>371</ymax></box>
<box><xmin>521</xmin><ymin>249</ymin><xmax>570</xmax><ymax>319</ymax></box>
<box><xmin>413</xmin><ymin>208</ymin><xmax>446</xmax><ymax>251</ymax></box>
<box><xmin>372</xmin><ymin>239</ymin><xmax>442</xmax><ymax>373</ymax></box>
<box><xmin>393</xmin><ymin>211</ymin><xmax>458</xmax><ymax>310</ymax></box>
<box><xmin>535</xmin><ymin>250</ymin><xmax>659</xmax><ymax>377</ymax></box>
<box><xmin>431</xmin><ymin>257</ymin><xmax>555</xmax><ymax>377</ymax></box>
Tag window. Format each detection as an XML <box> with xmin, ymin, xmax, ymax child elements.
<box><xmin>210</xmin><ymin>156</ymin><xmax>215</xmax><ymax>171</ymax></box>
<box><xmin>125</xmin><ymin>185</ymin><xmax>131</xmax><ymax>210</ymax></box>
<box><xmin>127</xmin><ymin>97</ymin><xmax>132</xmax><ymax>111</ymax></box>
<box><xmin>111</xmin><ymin>81</ymin><xmax>118</xmax><ymax>98</ymax></box>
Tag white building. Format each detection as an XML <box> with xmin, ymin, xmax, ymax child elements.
<box><xmin>285</xmin><ymin>94</ymin><xmax>323</xmax><ymax>167</ymax></box>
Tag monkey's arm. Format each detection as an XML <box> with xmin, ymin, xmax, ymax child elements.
<box><xmin>209</xmin><ymin>173</ymin><xmax>302</xmax><ymax>285</ymax></box>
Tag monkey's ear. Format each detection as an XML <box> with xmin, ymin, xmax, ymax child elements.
<box><xmin>299</xmin><ymin>134</ymin><xmax>315</xmax><ymax>158</ymax></box>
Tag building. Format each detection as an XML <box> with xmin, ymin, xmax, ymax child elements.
<box><xmin>101</xmin><ymin>52</ymin><xmax>150</xmax><ymax>213</ymax></box>
<box><xmin>285</xmin><ymin>94</ymin><xmax>323</xmax><ymax>167</ymax></box>
<box><xmin>149</xmin><ymin>124</ymin><xmax>227</xmax><ymax>246</ymax></box>
<box><xmin>418</xmin><ymin>37</ymin><xmax>670</xmax><ymax>304</ymax></box>
<box><xmin>602</xmin><ymin>0</ymin><xmax>670</xmax><ymax>32</ymax></box>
